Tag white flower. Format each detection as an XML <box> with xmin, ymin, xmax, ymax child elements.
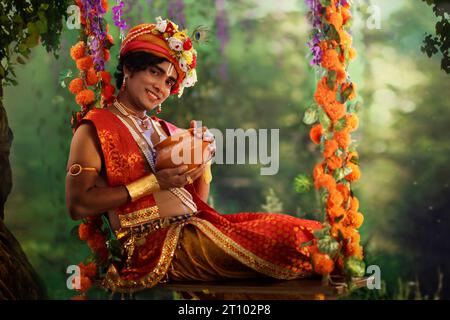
<box><xmin>168</xmin><ymin>37</ymin><xmax>183</xmax><ymax>51</ymax></box>
<box><xmin>179</xmin><ymin>58</ymin><xmax>188</xmax><ymax>73</ymax></box>
<box><xmin>155</xmin><ymin>16</ymin><xmax>167</xmax><ymax>33</ymax></box>
<box><xmin>182</xmin><ymin>69</ymin><xmax>197</xmax><ymax>88</ymax></box>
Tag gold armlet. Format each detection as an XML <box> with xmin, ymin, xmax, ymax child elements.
<box><xmin>125</xmin><ymin>174</ymin><xmax>161</xmax><ymax>202</ymax></box>
<box><xmin>68</xmin><ymin>163</ymin><xmax>98</xmax><ymax>176</ymax></box>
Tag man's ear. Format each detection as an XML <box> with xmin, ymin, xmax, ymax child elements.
<box><xmin>123</xmin><ymin>65</ymin><xmax>132</xmax><ymax>78</ymax></box>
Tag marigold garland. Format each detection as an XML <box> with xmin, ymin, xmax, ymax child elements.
<box><xmin>304</xmin><ymin>0</ymin><xmax>365</xmax><ymax>282</ymax></box>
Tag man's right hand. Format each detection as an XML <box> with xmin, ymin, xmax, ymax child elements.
<box><xmin>155</xmin><ymin>164</ymin><xmax>206</xmax><ymax>189</ymax></box>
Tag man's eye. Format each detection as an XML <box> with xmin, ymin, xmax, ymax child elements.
<box><xmin>150</xmin><ymin>68</ymin><xmax>159</xmax><ymax>75</ymax></box>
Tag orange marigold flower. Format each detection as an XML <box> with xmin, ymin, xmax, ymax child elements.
<box><xmin>75</xmin><ymin>89</ymin><xmax>95</xmax><ymax>106</ymax></box>
<box><xmin>341</xmin><ymin>7</ymin><xmax>352</xmax><ymax>25</ymax></box>
<box><xmin>100</xmin><ymin>71</ymin><xmax>112</xmax><ymax>83</ymax></box>
<box><xmin>346</xmin><ymin>151</ymin><xmax>359</xmax><ymax>164</ymax></box>
<box><xmin>68</xmin><ymin>78</ymin><xmax>84</xmax><ymax>95</ymax></box>
<box><xmin>103</xmin><ymin>49</ymin><xmax>110</xmax><ymax>62</ymax></box>
<box><xmin>85</xmin><ymin>68</ymin><xmax>99</xmax><ymax>86</ymax></box>
<box><xmin>336</xmin><ymin>183</ymin><xmax>350</xmax><ymax>202</ymax></box>
<box><xmin>345</xmin><ymin>162</ymin><xmax>361</xmax><ymax>182</ymax></box>
<box><xmin>347</xmin><ymin>211</ymin><xmax>364</xmax><ymax>229</ymax></box>
<box><xmin>106</xmin><ymin>34</ymin><xmax>114</xmax><ymax>46</ymax></box>
<box><xmin>323</xmin><ymin>139</ymin><xmax>339</xmax><ymax>158</ymax></box>
<box><xmin>70</xmin><ymin>41</ymin><xmax>86</xmax><ymax>60</ymax></box>
<box><xmin>330</xmin><ymin>222</ymin><xmax>346</xmax><ymax>238</ymax></box>
<box><xmin>329</xmin><ymin>12</ymin><xmax>343</xmax><ymax>29</ymax></box>
<box><xmin>312</xmin><ymin>252</ymin><xmax>335</xmax><ymax>275</ymax></box>
<box><xmin>326</xmin><ymin>155</ymin><xmax>343</xmax><ymax>170</ymax></box>
<box><xmin>78</xmin><ymin>223</ymin><xmax>94</xmax><ymax>241</ymax></box>
<box><xmin>314</xmin><ymin>77</ymin><xmax>336</xmax><ymax>107</ymax></box>
<box><xmin>324</xmin><ymin>101</ymin><xmax>346</xmax><ymax>122</ymax></box>
<box><xmin>87</xmin><ymin>233</ymin><xmax>107</xmax><ymax>251</ymax></box>
<box><xmin>348</xmin><ymin>47</ymin><xmax>357</xmax><ymax>61</ymax></box>
<box><xmin>101</xmin><ymin>0</ymin><xmax>108</xmax><ymax>11</ymax></box>
<box><xmin>346</xmin><ymin>242</ymin><xmax>363</xmax><ymax>259</ymax></box>
<box><xmin>309</xmin><ymin>124</ymin><xmax>324</xmax><ymax>145</ymax></box>
<box><xmin>313</xmin><ymin>162</ymin><xmax>325</xmax><ymax>181</ymax></box>
<box><xmin>76</xmin><ymin>56</ymin><xmax>94</xmax><ymax>71</ymax></box>
<box><xmin>75</xmin><ymin>276</ymin><xmax>93</xmax><ymax>292</ymax></box>
<box><xmin>333</xmin><ymin>129</ymin><xmax>351</xmax><ymax>149</ymax></box>
<box><xmin>314</xmin><ymin>173</ymin><xmax>336</xmax><ymax>191</ymax></box>
<box><xmin>349</xmin><ymin>196</ymin><xmax>359</xmax><ymax>212</ymax></box>
<box><xmin>336</xmin><ymin>67</ymin><xmax>347</xmax><ymax>84</ymax></box>
<box><xmin>345</xmin><ymin>113</ymin><xmax>359</xmax><ymax>132</ymax></box>
<box><xmin>321</xmin><ymin>49</ymin><xmax>342</xmax><ymax>70</ymax></box>
<box><xmin>102</xmin><ymin>84</ymin><xmax>115</xmax><ymax>101</ymax></box>
<box><xmin>328</xmin><ymin>188</ymin><xmax>344</xmax><ymax>207</ymax></box>
<box><xmin>327</xmin><ymin>205</ymin><xmax>346</xmax><ymax>219</ymax></box>
<box><xmin>79</xmin><ymin>262</ymin><xmax>97</xmax><ymax>278</ymax></box>
<box><xmin>338</xmin><ymin>29</ymin><xmax>353</xmax><ymax>47</ymax></box>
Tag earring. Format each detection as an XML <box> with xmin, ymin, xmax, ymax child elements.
<box><xmin>121</xmin><ymin>76</ymin><xmax>128</xmax><ymax>92</ymax></box>
<box><xmin>156</xmin><ymin>104</ymin><xmax>162</xmax><ymax>114</ymax></box>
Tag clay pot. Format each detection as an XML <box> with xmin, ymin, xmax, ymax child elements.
<box><xmin>154</xmin><ymin>128</ymin><xmax>212</xmax><ymax>172</ymax></box>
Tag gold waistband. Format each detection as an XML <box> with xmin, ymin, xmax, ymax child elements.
<box><xmin>115</xmin><ymin>211</ymin><xmax>198</xmax><ymax>240</ymax></box>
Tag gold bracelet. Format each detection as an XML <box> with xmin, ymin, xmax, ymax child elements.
<box><xmin>125</xmin><ymin>174</ymin><xmax>161</xmax><ymax>202</ymax></box>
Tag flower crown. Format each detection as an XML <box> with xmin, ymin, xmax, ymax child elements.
<box><xmin>120</xmin><ymin>17</ymin><xmax>198</xmax><ymax>97</ymax></box>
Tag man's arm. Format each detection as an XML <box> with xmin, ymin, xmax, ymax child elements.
<box><xmin>65</xmin><ymin>122</ymin><xmax>129</xmax><ymax>220</ymax></box>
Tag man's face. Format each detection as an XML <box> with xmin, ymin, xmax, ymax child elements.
<box><xmin>125</xmin><ymin>60</ymin><xmax>178</xmax><ymax>112</ymax></box>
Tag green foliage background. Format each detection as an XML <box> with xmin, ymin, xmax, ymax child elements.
<box><xmin>2</xmin><ymin>0</ymin><xmax>449</xmax><ymax>299</ymax></box>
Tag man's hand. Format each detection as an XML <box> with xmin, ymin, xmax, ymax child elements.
<box><xmin>155</xmin><ymin>164</ymin><xmax>207</xmax><ymax>189</ymax></box>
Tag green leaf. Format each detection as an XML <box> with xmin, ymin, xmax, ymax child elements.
<box><xmin>345</xmin><ymin>256</ymin><xmax>366</xmax><ymax>277</ymax></box>
<box><xmin>300</xmin><ymin>240</ymin><xmax>313</xmax><ymax>248</ymax></box>
<box><xmin>327</xmin><ymin>24</ymin><xmax>341</xmax><ymax>43</ymax></box>
<box><xmin>327</xmin><ymin>70</ymin><xmax>337</xmax><ymax>90</ymax></box>
<box><xmin>303</xmin><ymin>106</ymin><xmax>319</xmax><ymax>125</ymax></box>
<box><xmin>318</xmin><ymin>108</ymin><xmax>331</xmax><ymax>130</ymax></box>
<box><xmin>340</xmin><ymin>83</ymin><xmax>354</xmax><ymax>103</ymax></box>
<box><xmin>16</xmin><ymin>56</ymin><xmax>26</xmax><ymax>64</ymax></box>
<box><xmin>343</xmin><ymin>166</ymin><xmax>353</xmax><ymax>176</ymax></box>
<box><xmin>334</xmin><ymin>118</ymin><xmax>347</xmax><ymax>131</ymax></box>
<box><xmin>293</xmin><ymin>174</ymin><xmax>312</xmax><ymax>194</ymax></box>
<box><xmin>313</xmin><ymin>225</ymin><xmax>330</xmax><ymax>240</ymax></box>
<box><xmin>318</xmin><ymin>236</ymin><xmax>340</xmax><ymax>257</ymax></box>
<box><xmin>348</xmin><ymin>101</ymin><xmax>362</xmax><ymax>113</ymax></box>
<box><xmin>334</xmin><ymin>168</ymin><xmax>345</xmax><ymax>181</ymax></box>
<box><xmin>0</xmin><ymin>65</ymin><xmax>5</xmax><ymax>78</ymax></box>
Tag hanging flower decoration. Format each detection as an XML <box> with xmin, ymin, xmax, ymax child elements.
<box><xmin>66</xmin><ymin>0</ymin><xmax>116</xmax><ymax>132</ymax></box>
<box><xmin>303</xmin><ymin>0</ymin><xmax>365</xmax><ymax>283</ymax></box>
<box><xmin>112</xmin><ymin>0</ymin><xmax>127</xmax><ymax>40</ymax></box>
<box><xmin>65</xmin><ymin>0</ymin><xmax>119</xmax><ymax>300</ymax></box>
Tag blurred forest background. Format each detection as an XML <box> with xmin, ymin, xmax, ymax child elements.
<box><xmin>2</xmin><ymin>0</ymin><xmax>449</xmax><ymax>299</ymax></box>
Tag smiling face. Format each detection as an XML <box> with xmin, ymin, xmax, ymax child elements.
<box><xmin>124</xmin><ymin>60</ymin><xmax>178</xmax><ymax>112</ymax></box>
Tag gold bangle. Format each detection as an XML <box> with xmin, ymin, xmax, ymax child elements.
<box><xmin>125</xmin><ymin>174</ymin><xmax>161</xmax><ymax>202</ymax></box>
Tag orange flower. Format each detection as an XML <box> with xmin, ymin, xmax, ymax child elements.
<box><xmin>75</xmin><ymin>276</ymin><xmax>93</xmax><ymax>292</ymax></box>
<box><xmin>347</xmin><ymin>211</ymin><xmax>364</xmax><ymax>228</ymax></box>
<box><xmin>324</xmin><ymin>101</ymin><xmax>346</xmax><ymax>122</ymax></box>
<box><xmin>70</xmin><ymin>41</ymin><xmax>86</xmax><ymax>60</ymax></box>
<box><xmin>103</xmin><ymin>49</ymin><xmax>110</xmax><ymax>62</ymax></box>
<box><xmin>75</xmin><ymin>89</ymin><xmax>95</xmax><ymax>106</ymax></box>
<box><xmin>327</xmin><ymin>189</ymin><xmax>344</xmax><ymax>207</ymax></box>
<box><xmin>345</xmin><ymin>162</ymin><xmax>361</xmax><ymax>182</ymax></box>
<box><xmin>341</xmin><ymin>7</ymin><xmax>352</xmax><ymax>25</ymax></box>
<box><xmin>76</xmin><ymin>56</ymin><xmax>94</xmax><ymax>71</ymax></box>
<box><xmin>327</xmin><ymin>205</ymin><xmax>346</xmax><ymax>219</ymax></box>
<box><xmin>321</xmin><ymin>49</ymin><xmax>342</xmax><ymax>70</ymax></box>
<box><xmin>101</xmin><ymin>84</ymin><xmax>115</xmax><ymax>102</ymax></box>
<box><xmin>100</xmin><ymin>71</ymin><xmax>112</xmax><ymax>84</ymax></box>
<box><xmin>312</xmin><ymin>252</ymin><xmax>335</xmax><ymax>275</ymax></box>
<box><xmin>101</xmin><ymin>0</ymin><xmax>108</xmax><ymax>11</ymax></box>
<box><xmin>68</xmin><ymin>78</ymin><xmax>84</xmax><ymax>95</ymax></box>
<box><xmin>87</xmin><ymin>232</ymin><xmax>107</xmax><ymax>251</ymax></box>
<box><xmin>323</xmin><ymin>139</ymin><xmax>339</xmax><ymax>158</ymax></box>
<box><xmin>346</xmin><ymin>242</ymin><xmax>363</xmax><ymax>259</ymax></box>
<box><xmin>313</xmin><ymin>162</ymin><xmax>325</xmax><ymax>181</ymax></box>
<box><xmin>329</xmin><ymin>12</ymin><xmax>343</xmax><ymax>29</ymax></box>
<box><xmin>336</xmin><ymin>67</ymin><xmax>347</xmax><ymax>84</ymax></box>
<box><xmin>348</xmin><ymin>47</ymin><xmax>357</xmax><ymax>61</ymax></box>
<box><xmin>333</xmin><ymin>129</ymin><xmax>351</xmax><ymax>149</ymax></box>
<box><xmin>314</xmin><ymin>77</ymin><xmax>336</xmax><ymax>107</ymax></box>
<box><xmin>330</xmin><ymin>222</ymin><xmax>346</xmax><ymax>238</ymax></box>
<box><xmin>326</xmin><ymin>155</ymin><xmax>343</xmax><ymax>170</ymax></box>
<box><xmin>314</xmin><ymin>173</ymin><xmax>336</xmax><ymax>191</ymax></box>
<box><xmin>78</xmin><ymin>223</ymin><xmax>94</xmax><ymax>241</ymax></box>
<box><xmin>85</xmin><ymin>68</ymin><xmax>99</xmax><ymax>86</ymax></box>
<box><xmin>309</xmin><ymin>124</ymin><xmax>323</xmax><ymax>145</ymax></box>
<box><xmin>349</xmin><ymin>196</ymin><xmax>359</xmax><ymax>212</ymax></box>
<box><xmin>338</xmin><ymin>29</ymin><xmax>353</xmax><ymax>47</ymax></box>
<box><xmin>336</xmin><ymin>183</ymin><xmax>350</xmax><ymax>202</ymax></box>
<box><xmin>79</xmin><ymin>262</ymin><xmax>97</xmax><ymax>278</ymax></box>
<box><xmin>106</xmin><ymin>34</ymin><xmax>114</xmax><ymax>46</ymax></box>
<box><xmin>345</xmin><ymin>113</ymin><xmax>359</xmax><ymax>131</ymax></box>
<box><xmin>346</xmin><ymin>151</ymin><xmax>358</xmax><ymax>164</ymax></box>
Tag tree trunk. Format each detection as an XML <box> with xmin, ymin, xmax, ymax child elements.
<box><xmin>0</xmin><ymin>83</ymin><xmax>47</xmax><ymax>299</ymax></box>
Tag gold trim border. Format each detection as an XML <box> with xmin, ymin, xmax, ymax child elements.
<box><xmin>118</xmin><ymin>205</ymin><xmax>160</xmax><ymax>228</ymax></box>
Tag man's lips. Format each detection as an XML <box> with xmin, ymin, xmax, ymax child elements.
<box><xmin>145</xmin><ymin>89</ymin><xmax>159</xmax><ymax>100</ymax></box>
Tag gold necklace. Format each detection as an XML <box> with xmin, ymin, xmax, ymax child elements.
<box><xmin>114</xmin><ymin>100</ymin><xmax>152</xmax><ymax>131</ymax></box>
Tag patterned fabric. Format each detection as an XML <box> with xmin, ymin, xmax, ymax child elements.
<box><xmin>82</xmin><ymin>108</ymin><xmax>322</xmax><ymax>294</ymax></box>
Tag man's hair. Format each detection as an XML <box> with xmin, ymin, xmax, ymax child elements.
<box><xmin>114</xmin><ymin>51</ymin><xmax>168</xmax><ymax>89</ymax></box>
